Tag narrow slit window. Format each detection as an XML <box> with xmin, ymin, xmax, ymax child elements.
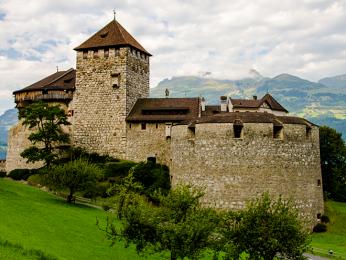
<box><xmin>233</xmin><ymin>125</ymin><xmax>243</xmax><ymax>138</ymax></box>
<box><xmin>129</xmin><ymin>123</ymin><xmax>132</xmax><ymax>129</ymax></box>
<box><xmin>156</xmin><ymin>123</ymin><xmax>158</xmax><ymax>129</ymax></box>
<box><xmin>317</xmin><ymin>179</ymin><xmax>321</xmax><ymax>187</ymax></box>
<box><xmin>141</xmin><ymin>123</ymin><xmax>146</xmax><ymax>130</ymax></box>
<box><xmin>93</xmin><ymin>50</ymin><xmax>98</xmax><ymax>58</ymax></box>
<box><xmin>273</xmin><ymin>126</ymin><xmax>283</xmax><ymax>139</ymax></box>
<box><xmin>83</xmin><ymin>51</ymin><xmax>88</xmax><ymax>59</ymax></box>
<box><xmin>306</xmin><ymin>126</ymin><xmax>312</xmax><ymax>139</ymax></box>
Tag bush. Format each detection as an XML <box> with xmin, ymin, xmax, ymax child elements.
<box><xmin>102</xmin><ymin>204</ymin><xmax>111</xmax><ymax>211</ymax></box>
<box><xmin>27</xmin><ymin>174</ymin><xmax>44</xmax><ymax>186</ymax></box>
<box><xmin>103</xmin><ymin>161</ymin><xmax>137</xmax><ymax>179</ymax></box>
<box><xmin>313</xmin><ymin>223</ymin><xmax>327</xmax><ymax>233</ymax></box>
<box><xmin>8</xmin><ymin>169</ymin><xmax>32</xmax><ymax>180</ymax></box>
<box><xmin>0</xmin><ymin>171</ymin><xmax>6</xmax><ymax>178</ymax></box>
<box><xmin>56</xmin><ymin>147</ymin><xmax>119</xmax><ymax>164</ymax></box>
<box><xmin>321</xmin><ymin>214</ymin><xmax>330</xmax><ymax>224</ymax></box>
<box><xmin>83</xmin><ymin>181</ymin><xmax>111</xmax><ymax>198</ymax></box>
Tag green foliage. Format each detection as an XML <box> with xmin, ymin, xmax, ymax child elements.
<box><xmin>27</xmin><ymin>174</ymin><xmax>44</xmax><ymax>186</ymax></box>
<box><xmin>8</xmin><ymin>169</ymin><xmax>32</xmax><ymax>181</ymax></box>
<box><xmin>0</xmin><ymin>171</ymin><xmax>6</xmax><ymax>178</ymax></box>
<box><xmin>103</xmin><ymin>161</ymin><xmax>137</xmax><ymax>179</ymax></box>
<box><xmin>130</xmin><ymin>161</ymin><xmax>171</xmax><ymax>201</ymax></box>
<box><xmin>56</xmin><ymin>146</ymin><xmax>119</xmax><ymax>164</ymax></box>
<box><xmin>105</xmin><ymin>184</ymin><xmax>220</xmax><ymax>260</ymax></box>
<box><xmin>320</xmin><ymin>215</ymin><xmax>330</xmax><ymax>224</ymax></box>
<box><xmin>19</xmin><ymin>101</ymin><xmax>70</xmax><ymax>167</ymax></box>
<box><xmin>319</xmin><ymin>126</ymin><xmax>346</xmax><ymax>201</ymax></box>
<box><xmin>43</xmin><ymin>159</ymin><xmax>102</xmax><ymax>203</ymax></box>
<box><xmin>220</xmin><ymin>193</ymin><xmax>310</xmax><ymax>260</ymax></box>
<box><xmin>313</xmin><ymin>223</ymin><xmax>327</xmax><ymax>233</ymax></box>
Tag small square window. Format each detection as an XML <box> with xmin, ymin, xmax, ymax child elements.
<box><xmin>273</xmin><ymin>126</ymin><xmax>283</xmax><ymax>139</ymax></box>
<box><xmin>233</xmin><ymin>125</ymin><xmax>243</xmax><ymax>138</ymax></box>
<box><xmin>141</xmin><ymin>123</ymin><xmax>146</xmax><ymax>130</ymax></box>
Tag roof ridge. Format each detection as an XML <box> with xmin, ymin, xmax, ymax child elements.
<box><xmin>44</xmin><ymin>68</ymin><xmax>75</xmax><ymax>87</ymax></box>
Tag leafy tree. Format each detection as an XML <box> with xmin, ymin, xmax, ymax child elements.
<box><xmin>19</xmin><ymin>101</ymin><xmax>70</xmax><ymax>167</ymax></box>
<box><xmin>220</xmin><ymin>193</ymin><xmax>310</xmax><ymax>260</ymax></box>
<box><xmin>103</xmin><ymin>183</ymin><xmax>220</xmax><ymax>260</ymax></box>
<box><xmin>319</xmin><ymin>126</ymin><xmax>346</xmax><ymax>201</ymax></box>
<box><xmin>43</xmin><ymin>159</ymin><xmax>102</xmax><ymax>203</ymax></box>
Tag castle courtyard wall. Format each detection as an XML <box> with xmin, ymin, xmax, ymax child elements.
<box><xmin>126</xmin><ymin>122</ymin><xmax>171</xmax><ymax>165</ymax></box>
<box><xmin>170</xmin><ymin>122</ymin><xmax>324</xmax><ymax>226</ymax></box>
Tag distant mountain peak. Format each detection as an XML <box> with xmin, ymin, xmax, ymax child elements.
<box><xmin>248</xmin><ymin>69</ymin><xmax>263</xmax><ymax>79</ymax></box>
<box><xmin>273</xmin><ymin>73</ymin><xmax>299</xmax><ymax>80</ymax></box>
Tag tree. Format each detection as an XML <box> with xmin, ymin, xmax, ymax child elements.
<box><xmin>319</xmin><ymin>126</ymin><xmax>346</xmax><ymax>201</ymax></box>
<box><xmin>103</xmin><ymin>183</ymin><xmax>221</xmax><ymax>260</ymax></box>
<box><xmin>220</xmin><ymin>193</ymin><xmax>310</xmax><ymax>260</ymax></box>
<box><xmin>43</xmin><ymin>159</ymin><xmax>102</xmax><ymax>203</ymax></box>
<box><xmin>19</xmin><ymin>101</ymin><xmax>70</xmax><ymax>167</ymax></box>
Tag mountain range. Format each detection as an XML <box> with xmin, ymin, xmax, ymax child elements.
<box><xmin>0</xmin><ymin>71</ymin><xmax>345</xmax><ymax>159</ymax></box>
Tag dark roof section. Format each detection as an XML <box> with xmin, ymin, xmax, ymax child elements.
<box><xmin>194</xmin><ymin>112</ymin><xmax>314</xmax><ymax>126</ymax></box>
<box><xmin>13</xmin><ymin>69</ymin><xmax>76</xmax><ymax>94</ymax></box>
<box><xmin>260</xmin><ymin>94</ymin><xmax>288</xmax><ymax>112</ymax></box>
<box><xmin>126</xmin><ymin>98</ymin><xmax>200</xmax><ymax>122</ymax></box>
<box><xmin>74</xmin><ymin>20</ymin><xmax>151</xmax><ymax>56</ymax></box>
<box><xmin>230</xmin><ymin>94</ymin><xmax>288</xmax><ymax>112</ymax></box>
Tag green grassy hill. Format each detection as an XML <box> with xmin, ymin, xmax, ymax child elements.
<box><xmin>311</xmin><ymin>201</ymin><xmax>346</xmax><ymax>259</ymax></box>
<box><xmin>0</xmin><ymin>178</ymin><xmax>161</xmax><ymax>260</ymax></box>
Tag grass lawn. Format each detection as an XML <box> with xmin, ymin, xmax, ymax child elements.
<box><xmin>311</xmin><ymin>201</ymin><xmax>346</xmax><ymax>259</ymax></box>
<box><xmin>0</xmin><ymin>178</ymin><xmax>163</xmax><ymax>260</ymax></box>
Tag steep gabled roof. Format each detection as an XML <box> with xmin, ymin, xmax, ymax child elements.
<box><xmin>74</xmin><ymin>20</ymin><xmax>151</xmax><ymax>56</ymax></box>
<box><xmin>230</xmin><ymin>94</ymin><xmax>288</xmax><ymax>112</ymax></box>
<box><xmin>13</xmin><ymin>69</ymin><xmax>75</xmax><ymax>94</ymax></box>
<box><xmin>260</xmin><ymin>94</ymin><xmax>288</xmax><ymax>112</ymax></box>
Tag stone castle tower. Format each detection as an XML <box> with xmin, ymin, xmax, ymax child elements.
<box><xmin>73</xmin><ymin>19</ymin><xmax>151</xmax><ymax>158</ymax></box>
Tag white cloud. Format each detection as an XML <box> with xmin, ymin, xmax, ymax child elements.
<box><xmin>0</xmin><ymin>0</ymin><xmax>346</xmax><ymax>114</ymax></box>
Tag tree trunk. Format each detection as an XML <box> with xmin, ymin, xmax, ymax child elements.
<box><xmin>67</xmin><ymin>189</ymin><xmax>74</xmax><ymax>203</ymax></box>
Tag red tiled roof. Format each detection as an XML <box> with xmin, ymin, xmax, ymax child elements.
<box><xmin>13</xmin><ymin>69</ymin><xmax>75</xmax><ymax>94</ymax></box>
<box><xmin>230</xmin><ymin>94</ymin><xmax>288</xmax><ymax>112</ymax></box>
<box><xmin>126</xmin><ymin>98</ymin><xmax>200</xmax><ymax>122</ymax></box>
<box><xmin>74</xmin><ymin>20</ymin><xmax>151</xmax><ymax>56</ymax></box>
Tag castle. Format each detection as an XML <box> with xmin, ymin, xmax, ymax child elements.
<box><xmin>6</xmin><ymin>19</ymin><xmax>324</xmax><ymax>225</ymax></box>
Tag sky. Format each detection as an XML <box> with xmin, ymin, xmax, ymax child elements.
<box><xmin>0</xmin><ymin>0</ymin><xmax>346</xmax><ymax>114</ymax></box>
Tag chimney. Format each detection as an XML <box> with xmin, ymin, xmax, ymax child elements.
<box><xmin>201</xmin><ymin>97</ymin><xmax>206</xmax><ymax>112</ymax></box>
<box><xmin>253</xmin><ymin>95</ymin><xmax>257</xmax><ymax>100</ymax></box>
<box><xmin>220</xmin><ymin>96</ymin><xmax>228</xmax><ymax>112</ymax></box>
<box><xmin>228</xmin><ymin>97</ymin><xmax>233</xmax><ymax>112</ymax></box>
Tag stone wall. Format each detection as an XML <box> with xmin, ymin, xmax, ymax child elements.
<box><xmin>6</xmin><ymin>120</ymin><xmax>43</xmax><ymax>172</ymax></box>
<box><xmin>169</xmin><ymin>122</ymin><xmax>324</xmax><ymax>226</ymax></box>
<box><xmin>126</xmin><ymin>122</ymin><xmax>171</xmax><ymax>165</ymax></box>
<box><xmin>0</xmin><ymin>160</ymin><xmax>5</xmax><ymax>172</ymax></box>
<box><xmin>6</xmin><ymin>102</ymin><xmax>71</xmax><ymax>172</ymax></box>
<box><xmin>73</xmin><ymin>47</ymin><xmax>149</xmax><ymax>159</ymax></box>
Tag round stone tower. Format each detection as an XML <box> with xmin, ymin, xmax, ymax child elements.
<box><xmin>73</xmin><ymin>19</ymin><xmax>151</xmax><ymax>158</ymax></box>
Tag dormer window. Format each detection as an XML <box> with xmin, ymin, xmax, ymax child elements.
<box><xmin>100</xmin><ymin>31</ymin><xmax>108</xmax><ymax>38</ymax></box>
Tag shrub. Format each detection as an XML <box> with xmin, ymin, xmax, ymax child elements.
<box><xmin>43</xmin><ymin>159</ymin><xmax>103</xmax><ymax>203</ymax></box>
<box><xmin>313</xmin><ymin>223</ymin><xmax>327</xmax><ymax>233</ymax></box>
<box><xmin>102</xmin><ymin>204</ymin><xmax>111</xmax><ymax>211</ymax></box>
<box><xmin>321</xmin><ymin>214</ymin><xmax>330</xmax><ymax>224</ymax></box>
<box><xmin>27</xmin><ymin>174</ymin><xmax>44</xmax><ymax>186</ymax></box>
<box><xmin>83</xmin><ymin>181</ymin><xmax>111</xmax><ymax>198</ymax></box>
<box><xmin>56</xmin><ymin>147</ymin><xmax>119</xmax><ymax>164</ymax></box>
<box><xmin>8</xmin><ymin>169</ymin><xmax>32</xmax><ymax>180</ymax></box>
<box><xmin>0</xmin><ymin>171</ymin><xmax>6</xmax><ymax>178</ymax></box>
<box><xmin>103</xmin><ymin>161</ymin><xmax>137</xmax><ymax>179</ymax></box>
